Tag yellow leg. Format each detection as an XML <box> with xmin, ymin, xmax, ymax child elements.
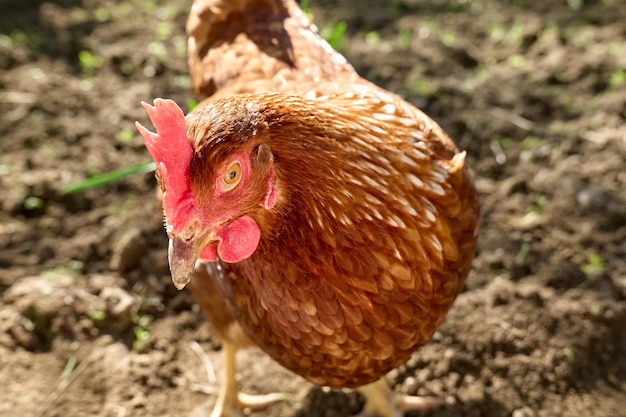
<box><xmin>210</xmin><ymin>341</ymin><xmax>240</xmax><ymax>417</ymax></box>
<box><xmin>357</xmin><ymin>379</ymin><xmax>442</xmax><ymax>417</ymax></box>
<box><xmin>210</xmin><ymin>341</ymin><xmax>287</xmax><ymax>417</ymax></box>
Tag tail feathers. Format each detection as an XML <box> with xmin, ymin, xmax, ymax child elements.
<box><xmin>186</xmin><ymin>0</ymin><xmax>286</xmax><ymax>41</ymax></box>
<box><xmin>186</xmin><ymin>0</ymin><xmax>356</xmax><ymax>100</ymax></box>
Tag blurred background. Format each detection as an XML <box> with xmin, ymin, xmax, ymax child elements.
<box><xmin>0</xmin><ymin>1</ymin><xmax>625</xmax><ymax>416</ymax></box>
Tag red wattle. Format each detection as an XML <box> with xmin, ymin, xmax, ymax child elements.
<box><xmin>214</xmin><ymin>215</ymin><xmax>261</xmax><ymax>263</ymax></box>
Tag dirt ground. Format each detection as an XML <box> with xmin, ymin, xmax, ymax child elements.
<box><xmin>1</xmin><ymin>0</ymin><xmax>625</xmax><ymax>416</ymax></box>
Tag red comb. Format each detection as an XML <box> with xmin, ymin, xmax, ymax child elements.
<box><xmin>136</xmin><ymin>99</ymin><xmax>196</xmax><ymax>232</ymax></box>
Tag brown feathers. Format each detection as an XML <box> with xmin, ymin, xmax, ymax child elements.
<box><xmin>180</xmin><ymin>0</ymin><xmax>480</xmax><ymax>390</ymax></box>
<box><xmin>181</xmin><ymin>91</ymin><xmax>479</xmax><ymax>387</ymax></box>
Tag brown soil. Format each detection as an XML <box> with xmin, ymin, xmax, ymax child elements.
<box><xmin>1</xmin><ymin>1</ymin><xmax>625</xmax><ymax>416</ymax></box>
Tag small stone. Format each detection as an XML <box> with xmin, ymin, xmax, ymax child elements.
<box><xmin>101</xmin><ymin>286</ymin><xmax>138</xmax><ymax>317</ymax></box>
<box><xmin>110</xmin><ymin>227</ymin><xmax>147</xmax><ymax>272</ymax></box>
<box><xmin>512</xmin><ymin>406</ymin><xmax>537</xmax><ymax>417</ymax></box>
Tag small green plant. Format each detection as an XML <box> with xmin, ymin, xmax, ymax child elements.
<box><xmin>147</xmin><ymin>41</ymin><xmax>168</xmax><ymax>62</ymax></box>
<box><xmin>78</xmin><ymin>50</ymin><xmax>103</xmax><ymax>77</ymax></box>
<box><xmin>134</xmin><ymin>327</ymin><xmax>149</xmax><ymax>347</ymax></box>
<box><xmin>187</xmin><ymin>99</ymin><xmax>199</xmax><ymax>111</ymax></box>
<box><xmin>608</xmin><ymin>43</ymin><xmax>622</xmax><ymax>58</ymax></box>
<box><xmin>60</xmin><ymin>356</ymin><xmax>78</xmax><ymax>380</ymax></box>
<box><xmin>488</xmin><ymin>23</ymin><xmax>505</xmax><ymax>43</ymax></box>
<box><xmin>515</xmin><ymin>242</ymin><xmax>531</xmax><ymax>263</ymax></box>
<box><xmin>494</xmin><ymin>135</ymin><xmax>514</xmax><ymax>148</ymax></box>
<box><xmin>107</xmin><ymin>203</ymin><xmax>122</xmax><ymax>215</ymax></box>
<box><xmin>42</xmin><ymin>260</ymin><xmax>84</xmax><ymax>280</ymax></box>
<box><xmin>397</xmin><ymin>27</ymin><xmax>411</xmax><ymax>49</ymax></box>
<box><xmin>492</xmin><ymin>135</ymin><xmax>514</xmax><ymax>149</ymax></box>
<box><xmin>364</xmin><ymin>30</ymin><xmax>380</xmax><ymax>45</ymax></box>
<box><xmin>527</xmin><ymin>195</ymin><xmax>547</xmax><ymax>214</ymax></box>
<box><xmin>581</xmin><ymin>253</ymin><xmax>605</xmax><ymax>275</ymax></box>
<box><xmin>23</xmin><ymin>196</ymin><xmax>45</xmax><ymax>210</ymax></box>
<box><xmin>115</xmin><ymin>128</ymin><xmax>135</xmax><ymax>144</ymax></box>
<box><xmin>609</xmin><ymin>68</ymin><xmax>626</xmax><ymax>88</ymax></box>
<box><xmin>410</xmin><ymin>80</ymin><xmax>432</xmax><ymax>97</ymax></box>
<box><xmin>88</xmin><ymin>311</ymin><xmax>106</xmax><ymax>321</ymax></box>
<box><xmin>94</xmin><ymin>8</ymin><xmax>111</xmax><ymax>22</ymax></box>
<box><xmin>6</xmin><ymin>29</ymin><xmax>41</xmax><ymax>50</ymax></box>
<box><xmin>155</xmin><ymin>22</ymin><xmax>173</xmax><ymax>40</ymax></box>
<box><xmin>562</xmin><ymin>347</ymin><xmax>575</xmax><ymax>361</ymax></box>
<box><xmin>440</xmin><ymin>30</ymin><xmax>456</xmax><ymax>47</ymax></box>
<box><xmin>507</xmin><ymin>54</ymin><xmax>524</xmax><ymax>68</ymax></box>
<box><xmin>132</xmin><ymin>313</ymin><xmax>154</xmax><ymax>349</ymax></box>
<box><xmin>563</xmin><ymin>22</ymin><xmax>594</xmax><ymax>48</ymax></box>
<box><xmin>521</xmin><ymin>135</ymin><xmax>544</xmax><ymax>149</ymax></box>
<box><xmin>508</xmin><ymin>18</ymin><xmax>526</xmax><ymax>47</ymax></box>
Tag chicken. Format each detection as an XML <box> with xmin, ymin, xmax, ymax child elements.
<box><xmin>135</xmin><ymin>1</ymin><xmax>480</xmax><ymax>416</ymax></box>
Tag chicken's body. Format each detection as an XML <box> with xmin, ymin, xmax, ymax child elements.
<box><xmin>186</xmin><ymin>91</ymin><xmax>477</xmax><ymax>388</ymax></box>
<box><xmin>136</xmin><ymin>0</ymin><xmax>479</xmax><ymax>416</ymax></box>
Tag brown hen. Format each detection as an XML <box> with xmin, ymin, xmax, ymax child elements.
<box><xmin>136</xmin><ymin>1</ymin><xmax>480</xmax><ymax>416</ymax></box>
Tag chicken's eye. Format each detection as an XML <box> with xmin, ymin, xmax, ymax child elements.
<box><xmin>221</xmin><ymin>162</ymin><xmax>242</xmax><ymax>191</ymax></box>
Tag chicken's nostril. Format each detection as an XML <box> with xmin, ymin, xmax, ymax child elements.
<box><xmin>181</xmin><ymin>219</ymin><xmax>200</xmax><ymax>242</ymax></box>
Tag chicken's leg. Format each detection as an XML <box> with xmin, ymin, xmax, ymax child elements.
<box><xmin>188</xmin><ymin>261</ymin><xmax>286</xmax><ymax>417</ymax></box>
<box><xmin>357</xmin><ymin>379</ymin><xmax>443</xmax><ymax>417</ymax></box>
<box><xmin>210</xmin><ymin>340</ymin><xmax>239</xmax><ymax>417</ymax></box>
<box><xmin>210</xmin><ymin>341</ymin><xmax>285</xmax><ymax>417</ymax></box>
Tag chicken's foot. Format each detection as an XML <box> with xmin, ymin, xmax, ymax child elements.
<box><xmin>210</xmin><ymin>341</ymin><xmax>287</xmax><ymax>417</ymax></box>
<box><xmin>357</xmin><ymin>379</ymin><xmax>443</xmax><ymax>417</ymax></box>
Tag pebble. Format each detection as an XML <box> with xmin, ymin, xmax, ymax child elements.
<box><xmin>100</xmin><ymin>286</ymin><xmax>137</xmax><ymax>317</ymax></box>
<box><xmin>110</xmin><ymin>227</ymin><xmax>147</xmax><ymax>272</ymax></box>
<box><xmin>512</xmin><ymin>406</ymin><xmax>538</xmax><ymax>417</ymax></box>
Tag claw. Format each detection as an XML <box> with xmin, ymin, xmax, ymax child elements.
<box><xmin>357</xmin><ymin>379</ymin><xmax>443</xmax><ymax>417</ymax></box>
<box><xmin>191</xmin><ymin>340</ymin><xmax>288</xmax><ymax>417</ymax></box>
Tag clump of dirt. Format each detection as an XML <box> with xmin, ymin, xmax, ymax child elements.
<box><xmin>1</xmin><ymin>0</ymin><xmax>625</xmax><ymax>416</ymax></box>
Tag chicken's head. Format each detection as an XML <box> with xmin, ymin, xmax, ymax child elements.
<box><xmin>136</xmin><ymin>99</ymin><xmax>277</xmax><ymax>289</ymax></box>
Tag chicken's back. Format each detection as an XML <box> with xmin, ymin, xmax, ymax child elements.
<box><xmin>187</xmin><ymin>0</ymin><xmax>358</xmax><ymax>101</ymax></box>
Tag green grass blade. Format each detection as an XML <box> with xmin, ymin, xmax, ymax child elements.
<box><xmin>61</xmin><ymin>161</ymin><xmax>156</xmax><ymax>195</ymax></box>
<box><xmin>300</xmin><ymin>0</ymin><xmax>310</xmax><ymax>14</ymax></box>
<box><xmin>326</xmin><ymin>21</ymin><xmax>347</xmax><ymax>49</ymax></box>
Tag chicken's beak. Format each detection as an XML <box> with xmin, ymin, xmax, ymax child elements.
<box><xmin>168</xmin><ymin>237</ymin><xmax>201</xmax><ymax>290</ymax></box>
